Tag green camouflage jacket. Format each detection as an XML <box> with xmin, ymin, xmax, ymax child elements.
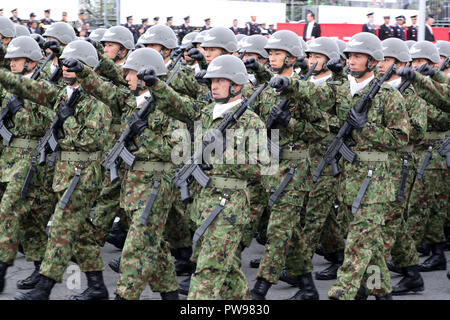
<box><xmin>413</xmin><ymin>73</ymin><xmax>450</xmax><ymax>112</ymax></box>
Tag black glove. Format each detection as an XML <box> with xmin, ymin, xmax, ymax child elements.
<box><xmin>62</xmin><ymin>58</ymin><xmax>84</xmax><ymax>73</ymax></box>
<box><xmin>194</xmin><ymin>70</ymin><xmax>210</xmax><ymax>86</ymax></box>
<box><xmin>137</xmin><ymin>67</ymin><xmax>158</xmax><ymax>87</ymax></box>
<box><xmin>128</xmin><ymin>113</ymin><xmax>148</xmax><ymax>136</ymax></box>
<box><xmin>418</xmin><ymin>64</ymin><xmax>435</xmax><ymax>77</ymax></box>
<box><xmin>293</xmin><ymin>57</ymin><xmax>308</xmax><ymax>70</ymax></box>
<box><xmin>244</xmin><ymin>57</ymin><xmax>260</xmax><ymax>72</ymax></box>
<box><xmin>327</xmin><ymin>58</ymin><xmax>344</xmax><ymax>74</ymax></box>
<box><xmin>187</xmin><ymin>48</ymin><xmax>204</xmax><ymax>61</ymax></box>
<box><xmin>172</xmin><ymin>47</ymin><xmax>184</xmax><ymax>57</ymax></box>
<box><xmin>270</xmin><ymin>105</ymin><xmax>291</xmax><ymax>128</ymax></box>
<box><xmin>397</xmin><ymin>67</ymin><xmax>416</xmax><ymax>81</ymax></box>
<box><xmin>43</xmin><ymin>40</ymin><xmax>61</xmax><ymax>55</ymax></box>
<box><xmin>57</xmin><ymin>101</ymin><xmax>75</xmax><ymax>124</ymax></box>
<box><xmin>269</xmin><ymin>76</ymin><xmax>289</xmax><ymax>93</ymax></box>
<box><xmin>346</xmin><ymin>108</ymin><xmax>367</xmax><ymax>131</ymax></box>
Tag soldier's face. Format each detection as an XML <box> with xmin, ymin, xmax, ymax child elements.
<box><xmin>411</xmin><ymin>18</ymin><xmax>417</xmax><ymax>24</ymax></box>
<box><xmin>437</xmin><ymin>56</ymin><xmax>449</xmax><ymax>73</ymax></box>
<box><xmin>348</xmin><ymin>52</ymin><xmax>375</xmax><ymax>73</ymax></box>
<box><xmin>103</xmin><ymin>42</ymin><xmax>122</xmax><ymax>60</ymax></box>
<box><xmin>211</xmin><ymin>78</ymin><xmax>242</xmax><ymax>100</ymax></box>
<box><xmin>412</xmin><ymin>58</ymin><xmax>431</xmax><ymax>70</ymax></box>
<box><xmin>196</xmin><ymin>43</ymin><xmax>206</xmax><ymax>55</ymax></box>
<box><xmin>183</xmin><ymin>50</ymin><xmax>194</xmax><ymax>64</ymax></box>
<box><xmin>62</xmin><ymin>66</ymin><xmax>77</xmax><ymax>83</ymax></box>
<box><xmin>204</xmin><ymin>47</ymin><xmax>223</xmax><ymax>64</ymax></box>
<box><xmin>269</xmin><ymin>49</ymin><xmax>293</xmax><ymax>70</ymax></box>
<box><xmin>0</xmin><ymin>36</ymin><xmax>12</xmax><ymax>46</ymax></box>
<box><xmin>125</xmin><ymin>69</ymin><xmax>139</xmax><ymax>91</ymax></box>
<box><xmin>308</xmin><ymin>53</ymin><xmax>327</xmax><ymax>72</ymax></box>
<box><xmin>378</xmin><ymin>57</ymin><xmax>396</xmax><ymax>74</ymax></box>
<box><xmin>243</xmin><ymin>52</ymin><xmax>259</xmax><ymax>62</ymax></box>
<box><xmin>10</xmin><ymin>57</ymin><xmax>34</xmax><ymax>74</ymax></box>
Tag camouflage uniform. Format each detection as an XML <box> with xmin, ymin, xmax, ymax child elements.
<box><xmin>283</xmin><ymin>74</ymin><xmax>410</xmax><ymax>299</ymax></box>
<box><xmin>0</xmin><ymin>73</ymin><xmax>112</xmax><ymax>283</ymax></box>
<box><xmin>149</xmin><ymin>77</ymin><xmax>269</xmax><ymax>300</ymax></box>
<box><xmin>412</xmin><ymin>73</ymin><xmax>450</xmax><ymax>113</ymax></box>
<box><xmin>0</xmin><ymin>69</ymin><xmax>57</xmax><ymax>267</ymax></box>
<box><xmin>76</xmin><ymin>65</ymin><xmax>180</xmax><ymax>299</ymax></box>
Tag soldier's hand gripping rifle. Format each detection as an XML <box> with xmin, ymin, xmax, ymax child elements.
<box><xmin>312</xmin><ymin>62</ymin><xmax>396</xmax><ymax>183</ymax></box>
<box><xmin>266</xmin><ymin>62</ymin><xmax>317</xmax><ymax>155</ymax></box>
<box><xmin>437</xmin><ymin>136</ymin><xmax>450</xmax><ymax>169</ymax></box>
<box><xmin>20</xmin><ymin>87</ymin><xmax>81</xmax><ymax>199</ymax></box>
<box><xmin>398</xmin><ymin>63</ymin><xmax>428</xmax><ymax>93</ymax></box>
<box><xmin>0</xmin><ymin>52</ymin><xmax>55</xmax><ymax>146</ymax></box>
<box><xmin>172</xmin><ymin>83</ymin><xmax>267</xmax><ymax>203</ymax></box>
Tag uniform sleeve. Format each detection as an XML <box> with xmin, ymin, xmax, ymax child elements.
<box><xmin>362</xmin><ymin>89</ymin><xmax>410</xmax><ymax>150</ymax></box>
<box><xmin>413</xmin><ymin>73</ymin><xmax>450</xmax><ymax>112</ymax></box>
<box><xmin>0</xmin><ymin>68</ymin><xmax>59</xmax><ymax>108</ymax></box>
<box><xmin>404</xmin><ymin>89</ymin><xmax>427</xmax><ymax>144</ymax></box>
<box><xmin>431</xmin><ymin>71</ymin><xmax>450</xmax><ymax>85</ymax></box>
<box><xmin>254</xmin><ymin>63</ymin><xmax>274</xmax><ymax>84</ymax></box>
<box><xmin>96</xmin><ymin>53</ymin><xmax>128</xmax><ymax>87</ymax></box>
<box><xmin>150</xmin><ymin>79</ymin><xmax>206</xmax><ymax>126</ymax></box>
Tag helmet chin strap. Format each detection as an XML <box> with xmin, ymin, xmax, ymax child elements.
<box><xmin>63</xmin><ymin>77</ymin><xmax>77</xmax><ymax>86</ymax></box>
<box><xmin>311</xmin><ymin>57</ymin><xmax>329</xmax><ymax>76</ymax></box>
<box><xmin>21</xmin><ymin>58</ymin><xmax>38</xmax><ymax>75</ymax></box>
<box><xmin>271</xmin><ymin>52</ymin><xmax>294</xmax><ymax>74</ymax></box>
<box><xmin>214</xmin><ymin>84</ymin><xmax>241</xmax><ymax>104</ymax></box>
<box><xmin>114</xmin><ymin>45</ymin><xmax>127</xmax><ymax>62</ymax></box>
<box><xmin>350</xmin><ymin>56</ymin><xmax>375</xmax><ymax>78</ymax></box>
<box><xmin>383</xmin><ymin>60</ymin><xmax>398</xmax><ymax>81</ymax></box>
<box><xmin>159</xmin><ymin>47</ymin><xmax>171</xmax><ymax>60</ymax></box>
<box><xmin>132</xmin><ymin>80</ymin><xmax>146</xmax><ymax>96</ymax></box>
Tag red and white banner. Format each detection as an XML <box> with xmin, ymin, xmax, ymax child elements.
<box><xmin>277</xmin><ymin>23</ymin><xmax>450</xmax><ymax>42</ymax></box>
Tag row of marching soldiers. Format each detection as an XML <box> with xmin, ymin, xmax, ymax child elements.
<box><xmin>0</xmin><ymin>13</ymin><xmax>448</xmax><ymax>300</ymax></box>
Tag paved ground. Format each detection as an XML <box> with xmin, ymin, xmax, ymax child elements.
<box><xmin>1</xmin><ymin>240</ymin><xmax>449</xmax><ymax>300</ymax></box>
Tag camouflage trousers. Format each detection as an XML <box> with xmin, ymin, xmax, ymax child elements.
<box><xmin>242</xmin><ymin>184</ymin><xmax>268</xmax><ymax>248</ymax></box>
<box><xmin>0</xmin><ymin>165</ymin><xmax>56</xmax><ymax>265</ymax></box>
<box><xmin>92</xmin><ymin>170</ymin><xmax>129</xmax><ymax>247</ymax></box>
<box><xmin>188</xmin><ymin>188</ymin><xmax>251</xmax><ymax>300</ymax></box>
<box><xmin>165</xmin><ymin>197</ymin><xmax>194</xmax><ymax>250</ymax></box>
<box><xmin>328</xmin><ymin>203</ymin><xmax>392</xmax><ymax>299</ymax></box>
<box><xmin>407</xmin><ymin>169</ymin><xmax>449</xmax><ymax>245</ymax></box>
<box><xmin>285</xmin><ymin>175</ymin><xmax>344</xmax><ymax>276</ymax></box>
<box><xmin>115</xmin><ymin>177</ymin><xmax>178</xmax><ymax>299</ymax></box>
<box><xmin>256</xmin><ymin>189</ymin><xmax>307</xmax><ymax>284</ymax></box>
<box><xmin>40</xmin><ymin>186</ymin><xmax>104</xmax><ymax>283</ymax></box>
<box><xmin>319</xmin><ymin>205</ymin><xmax>349</xmax><ymax>256</ymax></box>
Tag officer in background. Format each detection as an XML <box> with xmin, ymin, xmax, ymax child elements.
<box><xmin>166</xmin><ymin>16</ymin><xmax>175</xmax><ymax>31</ymax></box>
<box><xmin>230</xmin><ymin>19</ymin><xmax>240</xmax><ymax>35</ymax></box>
<box><xmin>379</xmin><ymin>15</ymin><xmax>394</xmax><ymax>41</ymax></box>
<box><xmin>245</xmin><ymin>15</ymin><xmax>261</xmax><ymax>35</ymax></box>
<box><xmin>10</xmin><ymin>9</ymin><xmax>21</xmax><ymax>24</ymax></box>
<box><xmin>407</xmin><ymin>15</ymin><xmax>418</xmax><ymax>41</ymax></box>
<box><xmin>40</xmin><ymin>9</ymin><xmax>54</xmax><ymax>26</ymax></box>
<box><xmin>362</xmin><ymin>12</ymin><xmax>377</xmax><ymax>35</ymax></box>
<box><xmin>178</xmin><ymin>16</ymin><xmax>193</xmax><ymax>43</ymax></box>
<box><xmin>268</xmin><ymin>23</ymin><xmax>276</xmax><ymax>35</ymax></box>
<box><xmin>0</xmin><ymin>9</ymin><xmax>3</xmax><ymax>17</ymax></box>
<box><xmin>141</xmin><ymin>18</ymin><xmax>150</xmax><ymax>32</ymax></box>
<box><xmin>124</xmin><ymin>16</ymin><xmax>138</xmax><ymax>43</ymax></box>
<box><xmin>393</xmin><ymin>15</ymin><xmax>405</xmax><ymax>40</ymax></box>
<box><xmin>201</xmin><ymin>18</ymin><xmax>212</xmax><ymax>31</ymax></box>
<box><xmin>153</xmin><ymin>17</ymin><xmax>160</xmax><ymax>26</ymax></box>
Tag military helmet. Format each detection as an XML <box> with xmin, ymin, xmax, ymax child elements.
<box><xmin>238</xmin><ymin>35</ymin><xmax>269</xmax><ymax>59</ymax></box>
<box><xmin>139</xmin><ymin>25</ymin><xmax>178</xmax><ymax>49</ymax></box>
<box><xmin>299</xmin><ymin>37</ymin><xmax>307</xmax><ymax>54</ymax></box>
<box><xmin>343</xmin><ymin>32</ymin><xmax>384</xmax><ymax>61</ymax></box>
<box><xmin>435</xmin><ymin>41</ymin><xmax>450</xmax><ymax>59</ymax></box>
<box><xmin>381</xmin><ymin>38</ymin><xmax>411</xmax><ymax>62</ymax></box>
<box><xmin>0</xmin><ymin>16</ymin><xmax>16</xmax><ymax>38</ymax></box>
<box><xmin>60</xmin><ymin>40</ymin><xmax>99</xmax><ymax>68</ymax></box>
<box><xmin>236</xmin><ymin>35</ymin><xmax>248</xmax><ymax>51</ymax></box>
<box><xmin>89</xmin><ymin>28</ymin><xmax>107</xmax><ymax>42</ymax></box>
<box><xmin>265</xmin><ymin>30</ymin><xmax>303</xmax><ymax>58</ymax></box>
<box><xmin>236</xmin><ymin>34</ymin><xmax>247</xmax><ymax>43</ymax></box>
<box><xmin>335</xmin><ymin>39</ymin><xmax>347</xmax><ymax>60</ymax></box>
<box><xmin>409</xmin><ymin>41</ymin><xmax>440</xmax><ymax>64</ymax></box>
<box><xmin>15</xmin><ymin>24</ymin><xmax>30</xmax><ymax>37</ymax></box>
<box><xmin>305</xmin><ymin>37</ymin><xmax>340</xmax><ymax>60</ymax></box>
<box><xmin>5</xmin><ymin>36</ymin><xmax>43</xmax><ymax>61</ymax></box>
<box><xmin>181</xmin><ymin>31</ymin><xmax>198</xmax><ymax>49</ymax></box>
<box><xmin>405</xmin><ymin>40</ymin><xmax>416</xmax><ymax>50</ymax></box>
<box><xmin>31</xmin><ymin>34</ymin><xmax>45</xmax><ymax>48</ymax></box>
<box><xmin>204</xmin><ymin>54</ymin><xmax>248</xmax><ymax>85</ymax></box>
<box><xmin>122</xmin><ymin>48</ymin><xmax>167</xmax><ymax>76</ymax></box>
<box><xmin>43</xmin><ymin>22</ymin><xmax>77</xmax><ymax>45</ymax></box>
<box><xmin>100</xmin><ymin>26</ymin><xmax>135</xmax><ymax>50</ymax></box>
<box><xmin>192</xmin><ymin>30</ymin><xmax>209</xmax><ymax>45</ymax></box>
<box><xmin>200</xmin><ymin>26</ymin><xmax>238</xmax><ymax>53</ymax></box>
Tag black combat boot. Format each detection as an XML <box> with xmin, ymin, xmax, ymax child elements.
<box><xmin>392</xmin><ymin>265</ymin><xmax>424</xmax><ymax>295</ymax></box>
<box><xmin>418</xmin><ymin>242</ymin><xmax>447</xmax><ymax>272</ymax></box>
<box><xmin>15</xmin><ymin>274</ymin><xmax>56</xmax><ymax>300</ymax></box>
<box><xmin>417</xmin><ymin>239</ymin><xmax>431</xmax><ymax>257</ymax></box>
<box><xmin>444</xmin><ymin>227</ymin><xmax>450</xmax><ymax>251</ymax></box>
<box><xmin>249</xmin><ymin>258</ymin><xmax>261</xmax><ymax>268</ymax></box>
<box><xmin>255</xmin><ymin>233</ymin><xmax>266</xmax><ymax>246</ymax></box>
<box><xmin>355</xmin><ymin>283</ymin><xmax>368</xmax><ymax>300</ymax></box>
<box><xmin>315</xmin><ymin>244</ymin><xmax>325</xmax><ymax>257</ymax></box>
<box><xmin>376</xmin><ymin>293</ymin><xmax>393</xmax><ymax>300</ymax></box>
<box><xmin>108</xmin><ymin>257</ymin><xmax>121</xmax><ymax>273</ymax></box>
<box><xmin>0</xmin><ymin>262</ymin><xmax>8</xmax><ymax>293</ymax></box>
<box><xmin>160</xmin><ymin>291</ymin><xmax>179</xmax><ymax>300</ymax></box>
<box><xmin>106</xmin><ymin>221</ymin><xmax>127</xmax><ymax>250</ymax></box>
<box><xmin>68</xmin><ymin>271</ymin><xmax>109</xmax><ymax>300</ymax></box>
<box><xmin>386</xmin><ymin>259</ymin><xmax>403</xmax><ymax>275</ymax></box>
<box><xmin>178</xmin><ymin>277</ymin><xmax>191</xmax><ymax>295</ymax></box>
<box><xmin>250</xmin><ymin>278</ymin><xmax>272</xmax><ymax>300</ymax></box>
<box><xmin>315</xmin><ymin>250</ymin><xmax>344</xmax><ymax>280</ymax></box>
<box><xmin>287</xmin><ymin>273</ymin><xmax>319</xmax><ymax>300</ymax></box>
<box><xmin>17</xmin><ymin>261</ymin><xmax>41</xmax><ymax>290</ymax></box>
<box><xmin>174</xmin><ymin>247</ymin><xmax>196</xmax><ymax>276</ymax></box>
<box><xmin>114</xmin><ymin>293</ymin><xmax>126</xmax><ymax>300</ymax></box>
<box><xmin>447</xmin><ymin>270</ymin><xmax>450</xmax><ymax>281</ymax></box>
<box><xmin>279</xmin><ymin>268</ymin><xmax>301</xmax><ymax>286</ymax></box>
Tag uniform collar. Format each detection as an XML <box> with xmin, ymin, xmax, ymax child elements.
<box><xmin>387</xmin><ymin>77</ymin><xmax>402</xmax><ymax>89</ymax></box>
<box><xmin>310</xmin><ymin>73</ymin><xmax>331</xmax><ymax>85</ymax></box>
<box><xmin>136</xmin><ymin>91</ymin><xmax>151</xmax><ymax>108</ymax></box>
<box><xmin>348</xmin><ymin>74</ymin><xmax>374</xmax><ymax>96</ymax></box>
<box><xmin>213</xmin><ymin>99</ymin><xmax>242</xmax><ymax>120</ymax></box>
<box><xmin>66</xmin><ymin>85</ymin><xmax>80</xmax><ymax>100</ymax></box>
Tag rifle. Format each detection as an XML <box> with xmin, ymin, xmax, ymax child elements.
<box><xmin>266</xmin><ymin>62</ymin><xmax>317</xmax><ymax>155</ymax></box>
<box><xmin>21</xmin><ymin>88</ymin><xmax>82</xmax><ymax>199</ymax></box>
<box><xmin>172</xmin><ymin>83</ymin><xmax>267</xmax><ymax>203</ymax></box>
<box><xmin>398</xmin><ymin>63</ymin><xmax>427</xmax><ymax>93</ymax></box>
<box><xmin>312</xmin><ymin>62</ymin><xmax>396</xmax><ymax>183</ymax></box>
<box><xmin>165</xmin><ymin>43</ymin><xmax>194</xmax><ymax>83</ymax></box>
<box><xmin>437</xmin><ymin>135</ymin><xmax>450</xmax><ymax>169</ymax></box>
<box><xmin>0</xmin><ymin>52</ymin><xmax>55</xmax><ymax>146</ymax></box>
<box><xmin>438</xmin><ymin>56</ymin><xmax>450</xmax><ymax>72</ymax></box>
